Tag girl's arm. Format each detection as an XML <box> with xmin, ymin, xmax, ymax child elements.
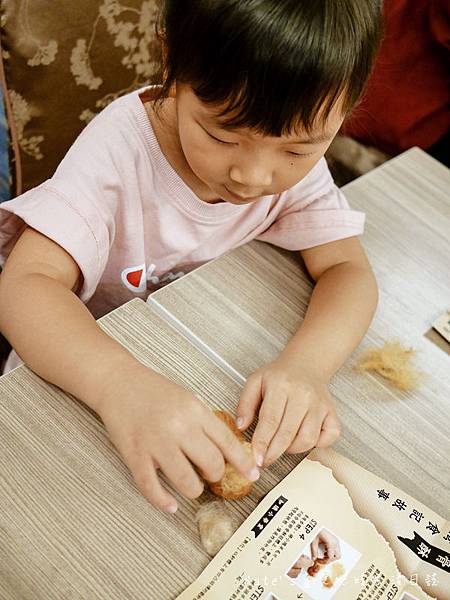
<box><xmin>236</xmin><ymin>236</ymin><xmax>378</xmax><ymax>467</ymax></box>
<box><xmin>0</xmin><ymin>227</ymin><xmax>260</xmax><ymax>512</ymax></box>
<box><xmin>281</xmin><ymin>235</ymin><xmax>379</xmax><ymax>380</ymax></box>
<box><xmin>0</xmin><ymin>227</ymin><xmax>140</xmax><ymax>409</ymax></box>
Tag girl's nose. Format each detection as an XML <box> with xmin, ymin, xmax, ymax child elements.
<box><xmin>229</xmin><ymin>162</ymin><xmax>273</xmax><ymax>190</ymax></box>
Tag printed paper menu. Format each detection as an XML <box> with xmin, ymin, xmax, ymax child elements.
<box><xmin>176</xmin><ymin>449</ymin><xmax>449</xmax><ymax>600</ymax></box>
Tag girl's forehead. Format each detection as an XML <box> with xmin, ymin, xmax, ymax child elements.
<box><xmin>180</xmin><ymin>83</ymin><xmax>343</xmax><ymax>144</ymax></box>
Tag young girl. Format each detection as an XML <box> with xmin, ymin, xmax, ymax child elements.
<box><xmin>0</xmin><ymin>0</ymin><xmax>381</xmax><ymax>514</ymax></box>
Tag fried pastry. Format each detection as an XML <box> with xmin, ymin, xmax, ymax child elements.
<box><xmin>205</xmin><ymin>410</ymin><xmax>255</xmax><ymax>500</ymax></box>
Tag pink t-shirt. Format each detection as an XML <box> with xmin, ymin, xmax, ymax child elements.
<box><xmin>0</xmin><ymin>86</ymin><xmax>364</xmax><ymax>371</ymax></box>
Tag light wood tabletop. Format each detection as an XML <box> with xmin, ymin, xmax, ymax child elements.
<box><xmin>0</xmin><ymin>148</ymin><xmax>449</xmax><ymax>599</ymax></box>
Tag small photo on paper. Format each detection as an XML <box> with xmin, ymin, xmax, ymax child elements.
<box><xmin>285</xmin><ymin>527</ymin><xmax>361</xmax><ymax>600</ymax></box>
<box><xmin>399</xmin><ymin>594</ymin><xmax>421</xmax><ymax>600</ymax></box>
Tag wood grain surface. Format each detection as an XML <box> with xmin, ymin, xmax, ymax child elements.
<box><xmin>0</xmin><ymin>148</ymin><xmax>448</xmax><ymax>599</ymax></box>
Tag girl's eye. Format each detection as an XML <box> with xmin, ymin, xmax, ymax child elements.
<box><xmin>288</xmin><ymin>151</ymin><xmax>314</xmax><ymax>157</ymax></box>
<box><xmin>206</xmin><ymin>130</ymin><xmax>235</xmax><ymax>145</ymax></box>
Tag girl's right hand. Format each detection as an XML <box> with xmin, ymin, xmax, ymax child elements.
<box><xmin>95</xmin><ymin>363</ymin><xmax>260</xmax><ymax>513</ymax></box>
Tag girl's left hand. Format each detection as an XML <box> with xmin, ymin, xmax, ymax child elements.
<box><xmin>235</xmin><ymin>357</ymin><xmax>341</xmax><ymax>468</ymax></box>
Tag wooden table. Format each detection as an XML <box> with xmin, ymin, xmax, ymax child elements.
<box><xmin>0</xmin><ymin>148</ymin><xmax>449</xmax><ymax>600</ymax></box>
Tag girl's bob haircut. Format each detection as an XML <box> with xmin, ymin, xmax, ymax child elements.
<box><xmin>155</xmin><ymin>0</ymin><xmax>382</xmax><ymax>136</ymax></box>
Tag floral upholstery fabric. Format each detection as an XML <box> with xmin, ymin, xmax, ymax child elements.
<box><xmin>0</xmin><ymin>0</ymin><xmax>162</xmax><ymax>196</ymax></box>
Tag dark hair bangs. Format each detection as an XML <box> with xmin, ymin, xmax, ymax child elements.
<box><xmin>157</xmin><ymin>0</ymin><xmax>382</xmax><ymax>136</ymax></box>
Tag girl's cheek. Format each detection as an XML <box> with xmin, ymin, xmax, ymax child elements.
<box><xmin>188</xmin><ymin>152</ymin><xmax>222</xmax><ymax>186</ymax></box>
<box><xmin>281</xmin><ymin>157</ymin><xmax>318</xmax><ymax>189</ymax></box>
<box><xmin>182</xmin><ymin>135</ymin><xmax>208</xmax><ymax>166</ymax></box>
<box><xmin>193</xmin><ymin>142</ymin><xmax>223</xmax><ymax>172</ymax></box>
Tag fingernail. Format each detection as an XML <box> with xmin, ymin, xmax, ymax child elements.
<box><xmin>256</xmin><ymin>453</ymin><xmax>264</xmax><ymax>467</ymax></box>
<box><xmin>236</xmin><ymin>417</ymin><xmax>244</xmax><ymax>429</ymax></box>
<box><xmin>249</xmin><ymin>467</ymin><xmax>260</xmax><ymax>481</ymax></box>
<box><xmin>166</xmin><ymin>504</ymin><xmax>178</xmax><ymax>514</ymax></box>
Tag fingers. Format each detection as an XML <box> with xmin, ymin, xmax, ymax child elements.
<box><xmin>322</xmin><ymin>544</ymin><xmax>340</xmax><ymax>561</ymax></box>
<box><xmin>263</xmin><ymin>399</ymin><xmax>306</xmax><ymax>466</ymax></box>
<box><xmin>326</xmin><ymin>546</ymin><xmax>341</xmax><ymax>561</ymax></box>
<box><xmin>206</xmin><ymin>413</ymin><xmax>260</xmax><ymax>482</ymax></box>
<box><xmin>288</xmin><ymin>555</ymin><xmax>313</xmax><ymax>577</ymax></box>
<box><xmin>286</xmin><ymin>410</ymin><xmax>324</xmax><ymax>455</ymax></box>
<box><xmin>235</xmin><ymin>373</ymin><xmax>262</xmax><ymax>432</ymax></box>
<box><xmin>182</xmin><ymin>436</ymin><xmax>225</xmax><ymax>483</ymax></box>
<box><xmin>287</xmin><ymin>567</ymin><xmax>300</xmax><ymax>578</ymax></box>
<box><xmin>157</xmin><ymin>447</ymin><xmax>205</xmax><ymax>501</ymax></box>
<box><xmin>131</xmin><ymin>446</ymin><xmax>205</xmax><ymax>514</ymax></box>
<box><xmin>322</xmin><ymin>531</ymin><xmax>341</xmax><ymax>560</ymax></box>
<box><xmin>132</xmin><ymin>456</ymin><xmax>180</xmax><ymax>514</ymax></box>
<box><xmin>316</xmin><ymin>412</ymin><xmax>341</xmax><ymax>447</ymax></box>
<box><xmin>251</xmin><ymin>389</ymin><xmax>288</xmax><ymax>467</ymax></box>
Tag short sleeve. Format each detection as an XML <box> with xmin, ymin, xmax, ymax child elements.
<box><xmin>256</xmin><ymin>157</ymin><xmax>365</xmax><ymax>250</ymax></box>
<box><xmin>0</xmin><ymin>102</ymin><xmax>130</xmax><ymax>303</ymax></box>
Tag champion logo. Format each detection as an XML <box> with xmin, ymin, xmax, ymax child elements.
<box><xmin>121</xmin><ymin>263</ymin><xmax>185</xmax><ymax>292</ymax></box>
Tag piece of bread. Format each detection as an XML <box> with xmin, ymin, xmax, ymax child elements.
<box><xmin>205</xmin><ymin>410</ymin><xmax>255</xmax><ymax>500</ymax></box>
<box><xmin>214</xmin><ymin>410</ymin><xmax>243</xmax><ymax>438</ymax></box>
